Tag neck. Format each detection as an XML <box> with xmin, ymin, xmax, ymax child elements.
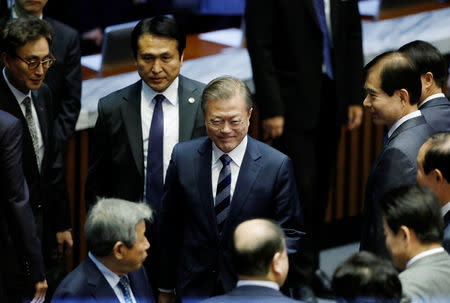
<box><xmin>423</xmin><ymin>86</ymin><xmax>443</xmax><ymax>101</ymax></box>
<box><xmin>96</xmin><ymin>256</ymin><xmax>125</xmax><ymax>276</ymax></box>
<box><xmin>13</xmin><ymin>5</ymin><xmax>41</xmax><ymax>18</ymax></box>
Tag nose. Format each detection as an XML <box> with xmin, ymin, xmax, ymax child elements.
<box><xmin>35</xmin><ymin>62</ymin><xmax>45</xmax><ymax>76</ymax></box>
<box><xmin>363</xmin><ymin>96</ymin><xmax>370</xmax><ymax>108</ymax></box>
<box><xmin>144</xmin><ymin>236</ymin><xmax>150</xmax><ymax>249</ymax></box>
<box><xmin>151</xmin><ymin>59</ymin><xmax>162</xmax><ymax>73</ymax></box>
<box><xmin>220</xmin><ymin>121</ymin><xmax>232</xmax><ymax>133</ymax></box>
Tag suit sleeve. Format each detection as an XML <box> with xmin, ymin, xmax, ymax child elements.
<box><xmin>0</xmin><ymin>118</ymin><xmax>45</xmax><ymax>283</ymax></box>
<box><xmin>53</xmin><ymin>29</ymin><xmax>82</xmax><ymax>146</ymax></box>
<box><xmin>85</xmin><ymin>100</ymin><xmax>112</xmax><ymax>208</ymax></box>
<box><xmin>273</xmin><ymin>156</ymin><xmax>304</xmax><ymax>254</ymax></box>
<box><xmin>245</xmin><ymin>0</ymin><xmax>285</xmax><ymax>119</ymax></box>
<box><xmin>158</xmin><ymin>144</ymin><xmax>183</xmax><ymax>290</ymax></box>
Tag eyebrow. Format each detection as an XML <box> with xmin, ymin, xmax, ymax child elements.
<box><xmin>364</xmin><ymin>87</ymin><xmax>377</xmax><ymax>95</ymax></box>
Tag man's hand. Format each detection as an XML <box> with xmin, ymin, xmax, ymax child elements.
<box><xmin>56</xmin><ymin>230</ymin><xmax>73</xmax><ymax>259</ymax></box>
<box><xmin>347</xmin><ymin>105</ymin><xmax>363</xmax><ymax>130</ymax></box>
<box><xmin>82</xmin><ymin>28</ymin><xmax>103</xmax><ymax>46</ymax></box>
<box><xmin>262</xmin><ymin>116</ymin><xmax>285</xmax><ymax>141</ymax></box>
<box><xmin>158</xmin><ymin>292</ymin><xmax>176</xmax><ymax>303</ymax></box>
<box><xmin>31</xmin><ymin>279</ymin><xmax>47</xmax><ymax>303</ymax></box>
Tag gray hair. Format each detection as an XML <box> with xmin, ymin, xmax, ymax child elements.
<box><xmin>201</xmin><ymin>76</ymin><xmax>253</xmax><ymax>113</ymax></box>
<box><xmin>85</xmin><ymin>198</ymin><xmax>152</xmax><ymax>257</ymax></box>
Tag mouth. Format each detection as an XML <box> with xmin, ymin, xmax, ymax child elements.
<box><xmin>150</xmin><ymin>77</ymin><xmax>165</xmax><ymax>84</ymax></box>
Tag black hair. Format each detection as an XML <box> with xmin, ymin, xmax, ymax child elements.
<box><xmin>1</xmin><ymin>17</ymin><xmax>53</xmax><ymax>56</ymax></box>
<box><xmin>423</xmin><ymin>132</ymin><xmax>450</xmax><ymax>182</ymax></box>
<box><xmin>364</xmin><ymin>51</ymin><xmax>421</xmax><ymax>105</ymax></box>
<box><xmin>380</xmin><ymin>185</ymin><xmax>443</xmax><ymax>244</ymax></box>
<box><xmin>131</xmin><ymin>15</ymin><xmax>185</xmax><ymax>59</ymax></box>
<box><xmin>399</xmin><ymin>40</ymin><xmax>448</xmax><ymax>89</ymax></box>
<box><xmin>332</xmin><ymin>251</ymin><xmax>402</xmax><ymax>302</ymax></box>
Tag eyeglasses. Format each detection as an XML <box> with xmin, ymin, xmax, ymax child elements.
<box><xmin>15</xmin><ymin>54</ymin><xmax>55</xmax><ymax>70</ymax></box>
<box><xmin>207</xmin><ymin>119</ymin><xmax>246</xmax><ymax>130</ymax></box>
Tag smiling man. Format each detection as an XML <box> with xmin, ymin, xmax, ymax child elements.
<box><xmin>360</xmin><ymin>51</ymin><xmax>434</xmax><ymax>257</ymax></box>
<box><xmin>158</xmin><ymin>76</ymin><xmax>303</xmax><ymax>302</ymax></box>
<box><xmin>0</xmin><ymin>16</ymin><xmax>72</xmax><ymax>300</ymax></box>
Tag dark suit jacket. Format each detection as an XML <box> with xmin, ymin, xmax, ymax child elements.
<box><xmin>85</xmin><ymin>75</ymin><xmax>206</xmax><ymax>214</ymax></box>
<box><xmin>0</xmin><ymin>11</ymin><xmax>82</xmax><ymax>146</ymax></box>
<box><xmin>360</xmin><ymin>116</ymin><xmax>434</xmax><ymax>256</ymax></box>
<box><xmin>159</xmin><ymin>136</ymin><xmax>303</xmax><ymax>298</ymax></box>
<box><xmin>0</xmin><ymin>111</ymin><xmax>45</xmax><ymax>291</ymax></box>
<box><xmin>0</xmin><ymin>76</ymin><xmax>71</xmax><ymax>256</ymax></box>
<box><xmin>419</xmin><ymin>96</ymin><xmax>450</xmax><ymax>133</ymax></box>
<box><xmin>443</xmin><ymin>211</ymin><xmax>450</xmax><ymax>254</ymax></box>
<box><xmin>245</xmin><ymin>0</ymin><xmax>363</xmax><ymax>129</ymax></box>
<box><xmin>201</xmin><ymin>285</ymin><xmax>302</xmax><ymax>303</ymax></box>
<box><xmin>52</xmin><ymin>257</ymin><xmax>154</xmax><ymax>303</ymax></box>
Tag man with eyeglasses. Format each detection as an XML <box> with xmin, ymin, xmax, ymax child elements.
<box><xmin>0</xmin><ymin>17</ymin><xmax>72</xmax><ymax>301</ymax></box>
<box><xmin>159</xmin><ymin>76</ymin><xmax>303</xmax><ymax>303</ymax></box>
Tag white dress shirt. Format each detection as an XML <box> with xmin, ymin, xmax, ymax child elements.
<box><xmin>141</xmin><ymin>77</ymin><xmax>179</xmax><ymax>194</ymax></box>
<box><xmin>387</xmin><ymin>110</ymin><xmax>422</xmax><ymax>139</ymax></box>
<box><xmin>442</xmin><ymin>202</ymin><xmax>450</xmax><ymax>218</ymax></box>
<box><xmin>3</xmin><ymin>67</ymin><xmax>44</xmax><ymax>168</ymax></box>
<box><xmin>419</xmin><ymin>93</ymin><xmax>446</xmax><ymax>109</ymax></box>
<box><xmin>211</xmin><ymin>135</ymin><xmax>248</xmax><ymax>202</ymax></box>
<box><xmin>88</xmin><ymin>252</ymin><xmax>137</xmax><ymax>303</ymax></box>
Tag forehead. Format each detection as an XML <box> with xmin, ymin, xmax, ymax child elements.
<box><xmin>365</xmin><ymin>65</ymin><xmax>382</xmax><ymax>90</ymax></box>
<box><xmin>137</xmin><ymin>34</ymin><xmax>179</xmax><ymax>54</ymax></box>
<box><xmin>16</xmin><ymin>36</ymin><xmax>49</xmax><ymax>57</ymax></box>
<box><xmin>206</xmin><ymin>94</ymin><xmax>248</xmax><ymax>115</ymax></box>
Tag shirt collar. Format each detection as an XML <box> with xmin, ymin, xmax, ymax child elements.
<box><xmin>3</xmin><ymin>67</ymin><xmax>32</xmax><ymax>103</ymax></box>
<box><xmin>141</xmin><ymin>77</ymin><xmax>179</xmax><ymax>106</ymax></box>
<box><xmin>236</xmin><ymin>280</ymin><xmax>279</xmax><ymax>290</ymax></box>
<box><xmin>419</xmin><ymin>93</ymin><xmax>446</xmax><ymax>108</ymax></box>
<box><xmin>212</xmin><ymin>135</ymin><xmax>248</xmax><ymax>168</ymax></box>
<box><xmin>387</xmin><ymin>110</ymin><xmax>421</xmax><ymax>139</ymax></box>
<box><xmin>442</xmin><ymin>202</ymin><xmax>450</xmax><ymax>218</ymax></box>
<box><xmin>406</xmin><ymin>247</ymin><xmax>445</xmax><ymax>268</ymax></box>
<box><xmin>88</xmin><ymin>252</ymin><xmax>123</xmax><ymax>289</ymax></box>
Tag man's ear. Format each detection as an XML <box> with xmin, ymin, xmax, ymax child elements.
<box><xmin>399</xmin><ymin>225</ymin><xmax>411</xmax><ymax>246</ymax></box>
<box><xmin>112</xmin><ymin>241</ymin><xmax>126</xmax><ymax>260</ymax></box>
<box><xmin>422</xmin><ymin>72</ymin><xmax>434</xmax><ymax>89</ymax></box>
<box><xmin>398</xmin><ymin>88</ymin><xmax>410</xmax><ymax>106</ymax></box>
<box><xmin>271</xmin><ymin>251</ymin><xmax>282</xmax><ymax>275</ymax></box>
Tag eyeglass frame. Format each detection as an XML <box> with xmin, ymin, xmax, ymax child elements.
<box><xmin>14</xmin><ymin>53</ymin><xmax>56</xmax><ymax>70</ymax></box>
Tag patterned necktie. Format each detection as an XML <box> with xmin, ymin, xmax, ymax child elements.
<box><xmin>313</xmin><ymin>0</ymin><xmax>334</xmax><ymax>79</ymax></box>
<box><xmin>215</xmin><ymin>154</ymin><xmax>232</xmax><ymax>233</ymax></box>
<box><xmin>118</xmin><ymin>275</ymin><xmax>133</xmax><ymax>303</ymax></box>
<box><xmin>145</xmin><ymin>94</ymin><xmax>164</xmax><ymax>213</ymax></box>
<box><xmin>23</xmin><ymin>96</ymin><xmax>41</xmax><ymax>172</ymax></box>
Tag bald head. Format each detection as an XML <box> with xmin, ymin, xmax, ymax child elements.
<box><xmin>232</xmin><ymin>219</ymin><xmax>287</xmax><ymax>284</ymax></box>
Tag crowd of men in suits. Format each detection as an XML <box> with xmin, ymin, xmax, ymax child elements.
<box><xmin>0</xmin><ymin>1</ymin><xmax>450</xmax><ymax>302</ymax></box>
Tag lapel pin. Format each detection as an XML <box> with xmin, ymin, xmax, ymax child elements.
<box><xmin>188</xmin><ymin>97</ymin><xmax>195</xmax><ymax>104</ymax></box>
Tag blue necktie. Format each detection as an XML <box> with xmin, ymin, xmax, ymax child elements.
<box><xmin>313</xmin><ymin>0</ymin><xmax>334</xmax><ymax>79</ymax></box>
<box><xmin>118</xmin><ymin>276</ymin><xmax>133</xmax><ymax>303</ymax></box>
<box><xmin>383</xmin><ymin>134</ymin><xmax>389</xmax><ymax>145</ymax></box>
<box><xmin>215</xmin><ymin>154</ymin><xmax>232</xmax><ymax>233</ymax></box>
<box><xmin>145</xmin><ymin>94</ymin><xmax>164</xmax><ymax>213</ymax></box>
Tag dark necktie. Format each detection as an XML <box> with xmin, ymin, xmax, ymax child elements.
<box><xmin>145</xmin><ymin>94</ymin><xmax>164</xmax><ymax>213</ymax></box>
<box><xmin>23</xmin><ymin>96</ymin><xmax>41</xmax><ymax>172</ymax></box>
<box><xmin>215</xmin><ymin>154</ymin><xmax>232</xmax><ymax>233</ymax></box>
<box><xmin>118</xmin><ymin>275</ymin><xmax>133</xmax><ymax>303</ymax></box>
<box><xmin>383</xmin><ymin>134</ymin><xmax>389</xmax><ymax>145</ymax></box>
<box><xmin>313</xmin><ymin>0</ymin><xmax>334</xmax><ymax>79</ymax></box>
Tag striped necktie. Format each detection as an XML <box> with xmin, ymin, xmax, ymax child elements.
<box><xmin>118</xmin><ymin>275</ymin><xmax>133</xmax><ymax>303</ymax></box>
<box><xmin>215</xmin><ymin>154</ymin><xmax>232</xmax><ymax>233</ymax></box>
<box><xmin>23</xmin><ymin>96</ymin><xmax>41</xmax><ymax>171</ymax></box>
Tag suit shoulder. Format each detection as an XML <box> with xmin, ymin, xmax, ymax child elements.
<box><xmin>53</xmin><ymin>261</ymin><xmax>92</xmax><ymax>299</ymax></box>
<box><xmin>175</xmin><ymin>136</ymin><xmax>209</xmax><ymax>152</ymax></box>
<box><xmin>179</xmin><ymin>75</ymin><xmax>206</xmax><ymax>90</ymax></box>
<box><xmin>99</xmin><ymin>82</ymin><xmax>140</xmax><ymax>108</ymax></box>
<box><xmin>45</xmin><ymin>17</ymin><xmax>78</xmax><ymax>37</ymax></box>
<box><xmin>0</xmin><ymin>110</ymin><xmax>20</xmax><ymax>129</ymax></box>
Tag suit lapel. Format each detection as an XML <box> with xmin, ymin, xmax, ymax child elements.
<box><xmin>196</xmin><ymin>138</ymin><xmax>217</xmax><ymax>233</ymax></box>
<box><xmin>121</xmin><ymin>81</ymin><xmax>144</xmax><ymax>176</ymax></box>
<box><xmin>306</xmin><ymin>0</ymin><xmax>320</xmax><ymax>29</ymax></box>
<box><xmin>226</xmin><ymin>137</ymin><xmax>262</xmax><ymax>229</ymax></box>
<box><xmin>178</xmin><ymin>75</ymin><xmax>202</xmax><ymax>141</ymax></box>
<box><xmin>85</xmin><ymin>258</ymin><xmax>120</xmax><ymax>303</ymax></box>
